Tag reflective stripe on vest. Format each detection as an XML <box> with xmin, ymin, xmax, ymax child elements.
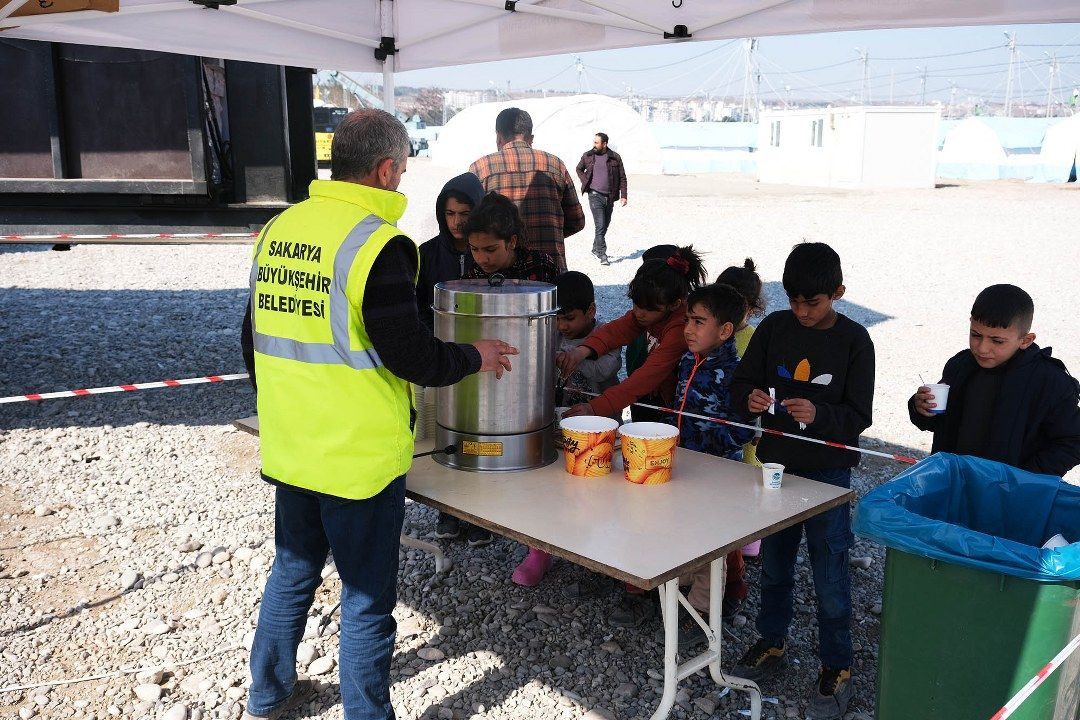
<box><xmin>249</xmin><ymin>214</ymin><xmax>384</xmax><ymax>370</ymax></box>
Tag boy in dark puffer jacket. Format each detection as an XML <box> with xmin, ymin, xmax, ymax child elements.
<box><xmin>910</xmin><ymin>283</ymin><xmax>1080</xmax><ymax>478</ymax></box>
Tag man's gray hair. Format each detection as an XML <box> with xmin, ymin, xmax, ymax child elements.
<box><xmin>330</xmin><ymin>109</ymin><xmax>410</xmax><ymax>181</ymax></box>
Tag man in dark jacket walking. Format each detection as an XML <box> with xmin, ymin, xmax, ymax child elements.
<box><xmin>416</xmin><ymin>172</ymin><xmax>484</xmax><ymax>329</ymax></box>
<box><xmin>576</xmin><ymin>132</ymin><xmax>627</xmax><ymax>266</ymax></box>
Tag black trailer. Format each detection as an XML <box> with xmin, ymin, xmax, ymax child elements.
<box><xmin>0</xmin><ymin>39</ymin><xmax>317</xmax><ymax>243</ymax></box>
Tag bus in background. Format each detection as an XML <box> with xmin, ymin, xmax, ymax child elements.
<box><xmin>314</xmin><ymin>105</ymin><xmax>348</xmax><ymax>166</ymax></box>
<box><xmin>313</xmin><ymin>104</ymin><xmax>429</xmax><ymax>166</ymax></box>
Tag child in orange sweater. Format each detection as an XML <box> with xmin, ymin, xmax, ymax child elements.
<box><xmin>556</xmin><ymin>245</ymin><xmax>706</xmax><ymax>626</ymax></box>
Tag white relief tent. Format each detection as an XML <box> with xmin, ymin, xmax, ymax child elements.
<box><xmin>431</xmin><ymin>94</ymin><xmax>662</xmax><ymax>175</ymax></box>
<box><xmin>3</xmin><ymin>0</ymin><xmax>1080</xmax><ymax>111</ymax></box>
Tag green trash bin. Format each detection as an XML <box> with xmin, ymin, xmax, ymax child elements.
<box><xmin>876</xmin><ymin>548</ymin><xmax>1080</xmax><ymax>720</ymax></box>
<box><xmin>852</xmin><ymin>454</ymin><xmax>1080</xmax><ymax>720</ymax></box>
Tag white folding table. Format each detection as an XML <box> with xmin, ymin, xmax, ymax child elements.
<box><xmin>235</xmin><ymin>417</ymin><xmax>853</xmax><ymax>719</ymax></box>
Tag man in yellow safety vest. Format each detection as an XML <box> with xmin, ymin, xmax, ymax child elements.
<box><xmin>242</xmin><ymin>109</ymin><xmax>516</xmax><ymax>720</ymax></box>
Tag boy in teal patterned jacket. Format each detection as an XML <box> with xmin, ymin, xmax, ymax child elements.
<box><xmin>673</xmin><ymin>283</ymin><xmax>754</xmax><ymax>649</ymax></box>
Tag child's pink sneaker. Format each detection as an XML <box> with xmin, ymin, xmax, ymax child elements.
<box><xmin>511</xmin><ymin>548</ymin><xmax>552</xmax><ymax>587</ymax></box>
<box><xmin>742</xmin><ymin>540</ymin><xmax>761</xmax><ymax>557</ymax></box>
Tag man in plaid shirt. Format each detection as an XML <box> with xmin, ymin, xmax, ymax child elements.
<box><xmin>469</xmin><ymin>108</ymin><xmax>585</xmax><ymax>273</ymax></box>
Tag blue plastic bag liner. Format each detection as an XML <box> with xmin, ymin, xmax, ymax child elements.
<box><xmin>853</xmin><ymin>453</ymin><xmax>1080</xmax><ymax>582</ymax></box>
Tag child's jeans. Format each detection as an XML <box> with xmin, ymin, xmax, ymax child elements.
<box><xmin>755</xmin><ymin>467</ymin><xmax>853</xmax><ymax>669</ymax></box>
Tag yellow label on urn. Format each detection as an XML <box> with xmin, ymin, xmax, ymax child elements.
<box><xmin>462</xmin><ymin>441</ymin><xmax>504</xmax><ymax>457</ymax></box>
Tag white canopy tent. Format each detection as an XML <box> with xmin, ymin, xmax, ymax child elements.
<box><xmin>1033</xmin><ymin>113</ymin><xmax>1080</xmax><ymax>182</ymax></box>
<box><xmin>4</xmin><ymin>0</ymin><xmax>1080</xmax><ymax>110</ymax></box>
<box><xmin>432</xmin><ymin>94</ymin><xmax>662</xmax><ymax>174</ymax></box>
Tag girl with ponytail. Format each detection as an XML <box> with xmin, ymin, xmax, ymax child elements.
<box><xmin>555</xmin><ymin>245</ymin><xmax>706</xmax><ymax>623</ymax></box>
<box><xmin>559</xmin><ymin>245</ymin><xmax>706</xmax><ymax>422</ymax></box>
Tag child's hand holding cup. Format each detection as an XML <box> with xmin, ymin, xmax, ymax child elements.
<box><xmin>914</xmin><ymin>383</ymin><xmax>950</xmax><ymax>417</ymax></box>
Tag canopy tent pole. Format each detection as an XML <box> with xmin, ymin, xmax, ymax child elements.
<box><xmin>379</xmin><ymin>0</ymin><xmax>395</xmax><ymax>112</ymax></box>
<box><xmin>382</xmin><ymin>60</ymin><xmax>395</xmax><ymax>113</ymax></box>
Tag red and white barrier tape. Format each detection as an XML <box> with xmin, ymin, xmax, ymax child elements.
<box><xmin>1</xmin><ymin>232</ymin><xmax>258</xmax><ymax>242</ymax></box>
<box><xmin>3</xmin><ymin>373</ymin><xmax>917</xmax><ymax>464</ymax></box>
<box><xmin>0</xmin><ymin>374</ymin><xmax>249</xmax><ymax>405</ymax></box>
<box><xmin>989</xmin><ymin>633</ymin><xmax>1080</xmax><ymax>720</ymax></box>
<box><xmin>564</xmin><ymin>386</ymin><xmax>919</xmax><ymax>465</ymax></box>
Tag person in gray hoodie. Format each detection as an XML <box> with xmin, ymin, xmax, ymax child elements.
<box><xmin>416</xmin><ymin>172</ymin><xmax>493</xmax><ymax>545</ymax></box>
<box><xmin>416</xmin><ymin>172</ymin><xmax>485</xmax><ymax>330</ymax></box>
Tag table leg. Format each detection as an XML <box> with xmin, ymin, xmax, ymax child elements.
<box><xmin>707</xmin><ymin>556</ymin><xmax>762</xmax><ymax>719</ymax></box>
<box><xmin>399</xmin><ymin>534</ymin><xmax>451</xmax><ymax>574</ymax></box>
<box><xmin>647</xmin><ymin>560</ymin><xmax>762</xmax><ymax>720</ymax></box>
<box><xmin>650</xmin><ymin>578</ymin><xmax>681</xmax><ymax>720</ymax></box>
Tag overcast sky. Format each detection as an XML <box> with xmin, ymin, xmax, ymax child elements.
<box><xmin>338</xmin><ymin>23</ymin><xmax>1080</xmax><ymax>104</ymax></box>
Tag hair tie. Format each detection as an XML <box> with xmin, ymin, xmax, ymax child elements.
<box><xmin>666</xmin><ymin>255</ymin><xmax>690</xmax><ymax>276</ymax></box>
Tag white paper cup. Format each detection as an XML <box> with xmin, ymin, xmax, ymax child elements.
<box><xmin>925</xmin><ymin>383</ymin><xmax>950</xmax><ymax>414</ymax></box>
<box><xmin>761</xmin><ymin>463</ymin><xmax>784</xmax><ymax>490</ymax></box>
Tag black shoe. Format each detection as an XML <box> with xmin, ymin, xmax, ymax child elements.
<box><xmin>607</xmin><ymin>591</ymin><xmax>657</xmax><ymax>628</ymax></box>
<box><xmin>600</xmin><ymin>256</ymin><xmax>610</xmax><ymax>266</ymax></box>
<box><xmin>465</xmin><ymin>526</ymin><xmax>494</xmax><ymax>547</ymax></box>
<box><xmin>722</xmin><ymin>595</ymin><xmax>744</xmax><ymax>623</ymax></box>
<box><xmin>731</xmin><ymin>637</ymin><xmax>786</xmax><ymax>682</ymax></box>
<box><xmin>434</xmin><ymin>512</ymin><xmax>461</xmax><ymax>539</ymax></box>
<box><xmin>806</xmin><ymin>666</ymin><xmax>854</xmax><ymax>720</ymax></box>
<box><xmin>677</xmin><ymin>607</ymin><xmax>708</xmax><ymax>652</ymax></box>
<box><xmin>563</xmin><ymin>572</ymin><xmax>613</xmax><ymax>600</ymax></box>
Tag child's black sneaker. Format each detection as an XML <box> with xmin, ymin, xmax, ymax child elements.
<box><xmin>465</xmin><ymin>526</ymin><xmax>494</xmax><ymax>547</ymax></box>
<box><xmin>607</xmin><ymin>591</ymin><xmax>656</xmax><ymax>628</ymax></box>
<box><xmin>806</xmin><ymin>666</ymin><xmax>854</xmax><ymax>720</ymax></box>
<box><xmin>433</xmin><ymin>512</ymin><xmax>461</xmax><ymax>539</ymax></box>
<box><xmin>677</xmin><ymin>607</ymin><xmax>708</xmax><ymax>652</ymax></box>
<box><xmin>730</xmin><ymin>637</ymin><xmax>786</xmax><ymax>682</ymax></box>
<box><xmin>721</xmin><ymin>595</ymin><xmax>744</xmax><ymax>622</ymax></box>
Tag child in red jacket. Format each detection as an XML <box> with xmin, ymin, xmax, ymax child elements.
<box><xmin>559</xmin><ymin>245</ymin><xmax>706</xmax><ymax>421</ymax></box>
<box><xmin>555</xmin><ymin>245</ymin><xmax>706</xmax><ymax>625</ymax></box>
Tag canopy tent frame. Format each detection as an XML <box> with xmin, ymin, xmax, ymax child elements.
<box><xmin>6</xmin><ymin>0</ymin><xmax>1078</xmax><ymax>98</ymax></box>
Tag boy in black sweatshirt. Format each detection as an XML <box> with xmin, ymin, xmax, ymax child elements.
<box><xmin>910</xmin><ymin>284</ymin><xmax>1080</xmax><ymax>477</ymax></box>
<box><xmin>729</xmin><ymin>242</ymin><xmax>874</xmax><ymax>720</ymax></box>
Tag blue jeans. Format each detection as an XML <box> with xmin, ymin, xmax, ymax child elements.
<box><xmin>248</xmin><ymin>478</ymin><xmax>406</xmax><ymax>719</ymax></box>
<box><xmin>755</xmin><ymin>467</ymin><xmax>853</xmax><ymax>669</ymax></box>
<box><xmin>588</xmin><ymin>191</ymin><xmax>615</xmax><ymax>256</ymax></box>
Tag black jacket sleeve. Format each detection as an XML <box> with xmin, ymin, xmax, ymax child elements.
<box><xmin>811</xmin><ymin>332</ymin><xmax>875</xmax><ymax>440</ymax></box>
<box><xmin>415</xmin><ymin>246</ymin><xmax>436</xmax><ymax>332</ymax></box>
<box><xmin>241</xmin><ymin>298</ymin><xmax>256</xmax><ymax>392</ymax></box>
<box><xmin>1025</xmin><ymin>374</ymin><xmax>1080</xmax><ymax>477</ymax></box>
<box><xmin>729</xmin><ymin>315</ymin><xmax>771</xmax><ymax>417</ymax></box>
<box><xmin>908</xmin><ymin>354</ymin><xmax>965</xmax><ymax>432</ymax></box>
<box><xmin>363</xmin><ymin>236</ymin><xmax>481</xmax><ymax>387</ymax></box>
<box><xmin>908</xmin><ymin>393</ymin><xmax>940</xmax><ymax>431</ymax></box>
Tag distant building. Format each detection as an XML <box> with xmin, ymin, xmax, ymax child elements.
<box><xmin>756</xmin><ymin>106</ymin><xmax>941</xmax><ymax>188</ymax></box>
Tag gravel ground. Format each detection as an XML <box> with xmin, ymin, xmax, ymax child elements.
<box><xmin>2</xmin><ymin>160</ymin><xmax>1078</xmax><ymax>720</ymax></box>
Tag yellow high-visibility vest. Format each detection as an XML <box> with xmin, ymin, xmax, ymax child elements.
<box><xmin>249</xmin><ymin>179</ymin><xmax>416</xmax><ymax>499</ymax></box>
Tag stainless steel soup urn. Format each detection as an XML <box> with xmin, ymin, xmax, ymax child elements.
<box><xmin>432</xmin><ymin>277</ymin><xmax>558</xmax><ymax>471</ymax></box>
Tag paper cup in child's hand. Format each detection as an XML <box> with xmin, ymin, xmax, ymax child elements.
<box><xmin>925</xmin><ymin>383</ymin><xmax>950</xmax><ymax>414</ymax></box>
<box><xmin>619</xmin><ymin>422</ymin><xmax>680</xmax><ymax>485</ymax></box>
<box><xmin>560</xmin><ymin>416</ymin><xmax>618</xmax><ymax>476</ymax></box>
